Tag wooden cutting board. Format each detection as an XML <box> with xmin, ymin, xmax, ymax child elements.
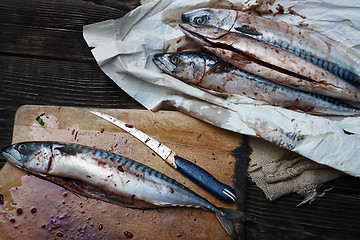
<box><xmin>0</xmin><ymin>105</ymin><xmax>246</xmax><ymax>240</ymax></box>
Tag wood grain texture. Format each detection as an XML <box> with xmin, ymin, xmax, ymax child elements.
<box><xmin>246</xmin><ymin>182</ymin><xmax>360</xmax><ymax>239</ymax></box>
<box><xmin>0</xmin><ymin>0</ymin><xmax>138</xmax><ymax>61</ymax></box>
<box><xmin>233</xmin><ymin>136</ymin><xmax>249</xmax><ymax>240</ymax></box>
<box><xmin>0</xmin><ymin>54</ymin><xmax>143</xmax><ymax>155</ymax></box>
<box><xmin>0</xmin><ymin>105</ymin><xmax>242</xmax><ymax>240</ymax></box>
<box><xmin>0</xmin><ymin>0</ymin><xmax>142</xmax><ymax>153</ymax></box>
<box><xmin>1</xmin><ymin>0</ymin><xmax>360</xmax><ymax>239</ymax></box>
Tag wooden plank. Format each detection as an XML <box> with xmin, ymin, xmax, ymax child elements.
<box><xmin>0</xmin><ymin>55</ymin><xmax>142</xmax><ymax>107</ymax></box>
<box><xmin>0</xmin><ymin>55</ymin><xmax>143</xmax><ymax>152</ymax></box>
<box><xmin>0</xmin><ymin>23</ymin><xmax>94</xmax><ymax>61</ymax></box>
<box><xmin>0</xmin><ymin>0</ymin><xmax>138</xmax><ymax>28</ymax></box>
<box><xmin>245</xmin><ymin>182</ymin><xmax>360</xmax><ymax>239</ymax></box>
<box><xmin>233</xmin><ymin>137</ymin><xmax>249</xmax><ymax>240</ymax></box>
<box><xmin>0</xmin><ymin>105</ymin><xmax>245</xmax><ymax>240</ymax></box>
<box><xmin>0</xmin><ymin>0</ymin><xmax>140</xmax><ymax>60</ymax></box>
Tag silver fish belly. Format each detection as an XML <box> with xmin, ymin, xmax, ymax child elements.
<box><xmin>182</xmin><ymin>8</ymin><xmax>360</xmax><ymax>85</ymax></box>
<box><xmin>179</xmin><ymin>23</ymin><xmax>360</xmax><ymax>102</ymax></box>
<box><xmin>153</xmin><ymin>52</ymin><xmax>360</xmax><ymax>116</ymax></box>
<box><xmin>1</xmin><ymin>142</ymin><xmax>247</xmax><ymax>239</ymax></box>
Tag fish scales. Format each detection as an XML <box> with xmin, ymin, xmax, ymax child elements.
<box><xmin>179</xmin><ymin>23</ymin><xmax>360</xmax><ymax>102</ymax></box>
<box><xmin>182</xmin><ymin>8</ymin><xmax>360</xmax><ymax>85</ymax></box>
<box><xmin>153</xmin><ymin>51</ymin><xmax>360</xmax><ymax>116</ymax></box>
<box><xmin>1</xmin><ymin>142</ymin><xmax>248</xmax><ymax>239</ymax></box>
<box><xmin>30</xmin><ymin>142</ymin><xmax>210</xmax><ymax>208</ymax></box>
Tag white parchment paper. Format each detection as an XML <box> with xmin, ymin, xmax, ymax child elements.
<box><xmin>83</xmin><ymin>0</ymin><xmax>360</xmax><ymax>177</ymax></box>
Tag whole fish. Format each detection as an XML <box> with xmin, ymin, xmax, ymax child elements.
<box><xmin>1</xmin><ymin>142</ymin><xmax>248</xmax><ymax>239</ymax></box>
<box><xmin>153</xmin><ymin>51</ymin><xmax>360</xmax><ymax>116</ymax></box>
<box><xmin>181</xmin><ymin>8</ymin><xmax>360</xmax><ymax>85</ymax></box>
<box><xmin>179</xmin><ymin>23</ymin><xmax>360</xmax><ymax>102</ymax></box>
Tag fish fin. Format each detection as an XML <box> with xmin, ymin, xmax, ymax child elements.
<box><xmin>235</xmin><ymin>25</ymin><xmax>263</xmax><ymax>36</ymax></box>
<box><xmin>215</xmin><ymin>208</ymin><xmax>253</xmax><ymax>240</ymax></box>
<box><xmin>46</xmin><ymin>176</ymin><xmax>96</xmax><ymax>199</ymax></box>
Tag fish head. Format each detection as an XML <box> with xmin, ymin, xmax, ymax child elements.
<box><xmin>181</xmin><ymin>8</ymin><xmax>236</xmax><ymax>31</ymax></box>
<box><xmin>153</xmin><ymin>52</ymin><xmax>207</xmax><ymax>84</ymax></box>
<box><xmin>1</xmin><ymin>142</ymin><xmax>52</xmax><ymax>174</ymax></box>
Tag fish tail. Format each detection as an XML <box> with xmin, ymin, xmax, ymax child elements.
<box><xmin>215</xmin><ymin>207</ymin><xmax>253</xmax><ymax>240</ymax></box>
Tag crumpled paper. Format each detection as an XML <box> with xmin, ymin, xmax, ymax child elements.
<box><xmin>83</xmin><ymin>0</ymin><xmax>360</xmax><ymax>182</ymax></box>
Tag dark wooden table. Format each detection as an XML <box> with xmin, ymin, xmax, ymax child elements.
<box><xmin>1</xmin><ymin>1</ymin><xmax>360</xmax><ymax>239</ymax></box>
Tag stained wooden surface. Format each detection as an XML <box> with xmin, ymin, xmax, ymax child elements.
<box><xmin>1</xmin><ymin>1</ymin><xmax>360</xmax><ymax>239</ymax></box>
<box><xmin>0</xmin><ymin>105</ymin><xmax>243</xmax><ymax>239</ymax></box>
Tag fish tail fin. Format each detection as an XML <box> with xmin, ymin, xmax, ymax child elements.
<box><xmin>215</xmin><ymin>207</ymin><xmax>253</xmax><ymax>240</ymax></box>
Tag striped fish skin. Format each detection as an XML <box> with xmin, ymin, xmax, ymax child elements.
<box><xmin>182</xmin><ymin>8</ymin><xmax>360</xmax><ymax>85</ymax></box>
<box><xmin>1</xmin><ymin>142</ymin><xmax>247</xmax><ymax>239</ymax></box>
<box><xmin>179</xmin><ymin>23</ymin><xmax>360</xmax><ymax>102</ymax></box>
<box><xmin>153</xmin><ymin>52</ymin><xmax>360</xmax><ymax>116</ymax></box>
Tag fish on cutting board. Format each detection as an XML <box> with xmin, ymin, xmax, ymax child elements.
<box><xmin>179</xmin><ymin>23</ymin><xmax>360</xmax><ymax>102</ymax></box>
<box><xmin>153</xmin><ymin>51</ymin><xmax>360</xmax><ymax>116</ymax></box>
<box><xmin>181</xmin><ymin>8</ymin><xmax>360</xmax><ymax>86</ymax></box>
<box><xmin>1</xmin><ymin>141</ymin><xmax>251</xmax><ymax>239</ymax></box>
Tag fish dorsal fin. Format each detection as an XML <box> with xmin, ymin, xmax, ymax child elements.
<box><xmin>235</xmin><ymin>25</ymin><xmax>263</xmax><ymax>36</ymax></box>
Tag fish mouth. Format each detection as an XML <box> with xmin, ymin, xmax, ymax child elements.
<box><xmin>152</xmin><ymin>54</ymin><xmax>167</xmax><ymax>70</ymax></box>
<box><xmin>153</xmin><ymin>54</ymin><xmax>176</xmax><ymax>74</ymax></box>
<box><xmin>179</xmin><ymin>23</ymin><xmax>227</xmax><ymax>45</ymax></box>
<box><xmin>152</xmin><ymin>54</ymin><xmax>163</xmax><ymax>67</ymax></box>
<box><xmin>1</xmin><ymin>146</ymin><xmax>22</xmax><ymax>168</ymax></box>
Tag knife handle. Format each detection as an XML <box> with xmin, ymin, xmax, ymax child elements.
<box><xmin>174</xmin><ymin>156</ymin><xmax>237</xmax><ymax>202</ymax></box>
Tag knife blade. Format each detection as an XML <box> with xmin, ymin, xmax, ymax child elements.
<box><xmin>91</xmin><ymin>111</ymin><xmax>237</xmax><ymax>202</ymax></box>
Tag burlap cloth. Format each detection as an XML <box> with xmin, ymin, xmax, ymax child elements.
<box><xmin>248</xmin><ymin>137</ymin><xmax>343</xmax><ymax>204</ymax></box>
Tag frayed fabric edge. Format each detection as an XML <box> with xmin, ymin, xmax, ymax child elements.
<box><xmin>296</xmin><ymin>186</ymin><xmax>334</xmax><ymax>207</ymax></box>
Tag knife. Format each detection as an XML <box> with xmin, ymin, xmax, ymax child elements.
<box><xmin>91</xmin><ymin>111</ymin><xmax>237</xmax><ymax>202</ymax></box>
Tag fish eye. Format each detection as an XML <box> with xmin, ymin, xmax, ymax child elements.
<box><xmin>16</xmin><ymin>144</ymin><xmax>28</xmax><ymax>154</ymax></box>
<box><xmin>194</xmin><ymin>16</ymin><xmax>208</xmax><ymax>25</ymax></box>
<box><xmin>170</xmin><ymin>56</ymin><xmax>181</xmax><ymax>65</ymax></box>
